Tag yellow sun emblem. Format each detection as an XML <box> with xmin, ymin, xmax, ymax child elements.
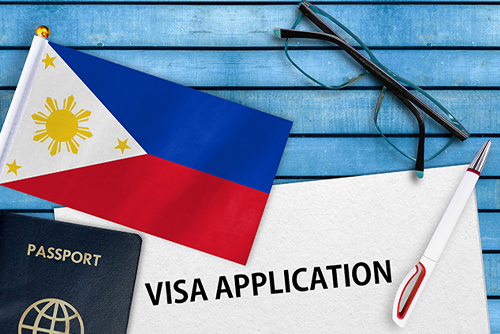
<box><xmin>31</xmin><ymin>95</ymin><xmax>93</xmax><ymax>156</ymax></box>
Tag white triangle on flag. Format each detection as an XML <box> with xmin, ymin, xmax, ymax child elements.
<box><xmin>0</xmin><ymin>43</ymin><xmax>146</xmax><ymax>183</ymax></box>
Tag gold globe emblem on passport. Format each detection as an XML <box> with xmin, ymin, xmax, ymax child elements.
<box><xmin>18</xmin><ymin>298</ymin><xmax>84</xmax><ymax>334</ymax></box>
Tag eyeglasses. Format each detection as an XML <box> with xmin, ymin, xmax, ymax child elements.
<box><xmin>274</xmin><ymin>1</ymin><xmax>470</xmax><ymax>177</ymax></box>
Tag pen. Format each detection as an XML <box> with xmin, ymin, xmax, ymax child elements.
<box><xmin>392</xmin><ymin>140</ymin><xmax>492</xmax><ymax>328</ymax></box>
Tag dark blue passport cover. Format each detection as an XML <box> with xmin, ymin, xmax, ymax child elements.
<box><xmin>0</xmin><ymin>212</ymin><xmax>142</xmax><ymax>334</ymax></box>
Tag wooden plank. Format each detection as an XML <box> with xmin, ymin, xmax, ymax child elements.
<box><xmin>478</xmin><ymin>179</ymin><xmax>500</xmax><ymax>209</ymax></box>
<box><xmin>2</xmin><ymin>89</ymin><xmax>500</xmax><ymax>135</ymax></box>
<box><xmin>479</xmin><ymin>213</ymin><xmax>500</xmax><ymax>251</ymax></box>
<box><xmin>0</xmin><ymin>90</ymin><xmax>13</xmax><ymax>124</ymax></box>
<box><xmin>0</xmin><ymin>186</ymin><xmax>61</xmax><ymax>209</ymax></box>
<box><xmin>0</xmin><ymin>5</ymin><xmax>500</xmax><ymax>47</ymax></box>
<box><xmin>277</xmin><ymin>137</ymin><xmax>500</xmax><ymax>177</ymax></box>
<box><xmin>6</xmin><ymin>0</ymin><xmax>500</xmax><ymax>3</ymax></box>
<box><xmin>489</xmin><ymin>299</ymin><xmax>500</xmax><ymax>333</ymax></box>
<box><xmin>2</xmin><ymin>49</ymin><xmax>499</xmax><ymax>88</ymax></box>
<box><xmin>485</xmin><ymin>254</ymin><xmax>500</xmax><ymax>295</ymax></box>
<box><xmin>1</xmin><ymin>211</ymin><xmax>54</xmax><ymax>219</ymax></box>
<box><xmin>206</xmin><ymin>90</ymin><xmax>500</xmax><ymax>135</ymax></box>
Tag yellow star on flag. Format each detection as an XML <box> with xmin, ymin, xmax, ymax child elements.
<box><xmin>6</xmin><ymin>159</ymin><xmax>22</xmax><ymax>176</ymax></box>
<box><xmin>41</xmin><ymin>53</ymin><xmax>56</xmax><ymax>69</ymax></box>
<box><xmin>114</xmin><ymin>138</ymin><xmax>131</xmax><ymax>154</ymax></box>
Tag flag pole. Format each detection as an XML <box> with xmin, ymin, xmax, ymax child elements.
<box><xmin>0</xmin><ymin>26</ymin><xmax>50</xmax><ymax>173</ymax></box>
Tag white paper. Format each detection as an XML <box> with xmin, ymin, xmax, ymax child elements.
<box><xmin>55</xmin><ymin>165</ymin><xmax>490</xmax><ymax>333</ymax></box>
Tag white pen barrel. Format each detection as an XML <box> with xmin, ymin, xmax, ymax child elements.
<box><xmin>423</xmin><ymin>171</ymin><xmax>479</xmax><ymax>262</ymax></box>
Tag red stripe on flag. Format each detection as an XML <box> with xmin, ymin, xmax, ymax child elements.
<box><xmin>2</xmin><ymin>155</ymin><xmax>269</xmax><ymax>264</ymax></box>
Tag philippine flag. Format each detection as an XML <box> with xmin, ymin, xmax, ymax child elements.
<box><xmin>0</xmin><ymin>36</ymin><xmax>292</xmax><ymax>265</ymax></box>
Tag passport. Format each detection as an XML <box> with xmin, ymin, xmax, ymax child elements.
<box><xmin>0</xmin><ymin>212</ymin><xmax>142</xmax><ymax>334</ymax></box>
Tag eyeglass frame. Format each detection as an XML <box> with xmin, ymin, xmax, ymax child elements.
<box><xmin>274</xmin><ymin>0</ymin><xmax>470</xmax><ymax>176</ymax></box>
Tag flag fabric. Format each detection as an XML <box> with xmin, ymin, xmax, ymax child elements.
<box><xmin>0</xmin><ymin>36</ymin><xmax>292</xmax><ymax>265</ymax></box>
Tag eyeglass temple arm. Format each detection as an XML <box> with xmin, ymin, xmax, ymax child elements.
<box><xmin>298</xmin><ymin>2</ymin><xmax>341</xmax><ymax>38</ymax></box>
<box><xmin>276</xmin><ymin>29</ymin><xmax>423</xmax><ymax>118</ymax></box>
<box><xmin>292</xmin><ymin>4</ymin><xmax>469</xmax><ymax>142</ymax></box>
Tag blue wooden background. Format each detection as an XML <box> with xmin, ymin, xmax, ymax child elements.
<box><xmin>0</xmin><ymin>0</ymin><xmax>499</xmax><ymax>331</ymax></box>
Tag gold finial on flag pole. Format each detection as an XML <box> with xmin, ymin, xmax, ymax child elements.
<box><xmin>36</xmin><ymin>26</ymin><xmax>51</xmax><ymax>38</ymax></box>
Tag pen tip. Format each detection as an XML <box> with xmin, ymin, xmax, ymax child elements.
<box><xmin>415</xmin><ymin>170</ymin><xmax>424</xmax><ymax>179</ymax></box>
<box><xmin>273</xmin><ymin>29</ymin><xmax>282</xmax><ymax>38</ymax></box>
<box><xmin>469</xmin><ymin>140</ymin><xmax>492</xmax><ymax>174</ymax></box>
